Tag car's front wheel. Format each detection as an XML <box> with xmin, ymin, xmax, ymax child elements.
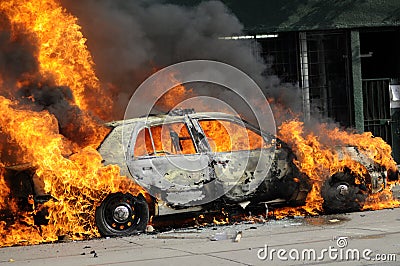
<box><xmin>321</xmin><ymin>171</ymin><xmax>367</xmax><ymax>213</ymax></box>
<box><xmin>95</xmin><ymin>192</ymin><xmax>149</xmax><ymax>236</ymax></box>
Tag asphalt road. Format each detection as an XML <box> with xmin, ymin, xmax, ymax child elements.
<box><xmin>0</xmin><ymin>208</ymin><xmax>399</xmax><ymax>266</ymax></box>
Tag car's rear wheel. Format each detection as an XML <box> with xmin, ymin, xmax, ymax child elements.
<box><xmin>321</xmin><ymin>171</ymin><xmax>367</xmax><ymax>213</ymax></box>
<box><xmin>95</xmin><ymin>192</ymin><xmax>149</xmax><ymax>236</ymax></box>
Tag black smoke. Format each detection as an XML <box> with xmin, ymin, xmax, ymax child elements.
<box><xmin>59</xmin><ymin>0</ymin><xmax>298</xmax><ymax>118</ymax></box>
<box><xmin>0</xmin><ymin>13</ymin><xmax>39</xmax><ymax>97</ymax></box>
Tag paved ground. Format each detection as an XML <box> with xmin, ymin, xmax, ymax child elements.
<box><xmin>0</xmin><ymin>208</ymin><xmax>399</xmax><ymax>266</ymax></box>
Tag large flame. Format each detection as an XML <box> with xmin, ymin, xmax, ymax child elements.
<box><xmin>0</xmin><ymin>0</ymin><xmax>112</xmax><ymax>120</ymax></box>
<box><xmin>0</xmin><ymin>104</ymin><xmax>148</xmax><ymax>245</ymax></box>
<box><xmin>0</xmin><ymin>0</ymin><xmax>147</xmax><ymax>247</ymax></box>
<box><xmin>276</xmin><ymin>119</ymin><xmax>399</xmax><ymax>217</ymax></box>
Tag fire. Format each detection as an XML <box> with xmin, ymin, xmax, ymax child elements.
<box><xmin>277</xmin><ymin>119</ymin><xmax>400</xmax><ymax>216</ymax></box>
<box><xmin>0</xmin><ymin>97</ymin><xmax>147</xmax><ymax>247</ymax></box>
<box><xmin>157</xmin><ymin>83</ymin><xmax>195</xmax><ymax>112</ymax></box>
<box><xmin>279</xmin><ymin>120</ymin><xmax>347</xmax><ymax>214</ymax></box>
<box><xmin>145</xmin><ymin>70</ymin><xmax>195</xmax><ymax>112</ymax></box>
<box><xmin>0</xmin><ymin>0</ymin><xmax>398</xmax><ymax>249</ymax></box>
<box><xmin>0</xmin><ymin>0</ymin><xmax>147</xmax><ymax>247</ymax></box>
<box><xmin>0</xmin><ymin>0</ymin><xmax>112</xmax><ymax>120</ymax></box>
<box><xmin>198</xmin><ymin>120</ymin><xmax>267</xmax><ymax>152</ymax></box>
<box><xmin>0</xmin><ymin>165</ymin><xmax>10</xmax><ymax>210</ymax></box>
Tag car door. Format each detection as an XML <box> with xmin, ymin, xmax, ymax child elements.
<box><xmin>193</xmin><ymin>117</ymin><xmax>274</xmax><ymax>202</ymax></box>
<box><xmin>126</xmin><ymin>119</ymin><xmax>214</xmax><ymax>207</ymax></box>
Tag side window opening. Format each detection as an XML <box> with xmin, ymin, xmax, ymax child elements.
<box><xmin>198</xmin><ymin>119</ymin><xmax>267</xmax><ymax>152</ymax></box>
<box><xmin>133</xmin><ymin>122</ymin><xmax>196</xmax><ymax>157</ymax></box>
<box><xmin>133</xmin><ymin>127</ymin><xmax>153</xmax><ymax>157</ymax></box>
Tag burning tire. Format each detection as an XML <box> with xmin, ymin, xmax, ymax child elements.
<box><xmin>321</xmin><ymin>171</ymin><xmax>367</xmax><ymax>213</ymax></box>
<box><xmin>95</xmin><ymin>192</ymin><xmax>149</xmax><ymax>236</ymax></box>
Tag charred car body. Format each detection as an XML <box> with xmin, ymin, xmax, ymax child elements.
<box><xmin>94</xmin><ymin>110</ymin><xmax>396</xmax><ymax>236</ymax></box>
<box><xmin>4</xmin><ymin>110</ymin><xmax>399</xmax><ymax>236</ymax></box>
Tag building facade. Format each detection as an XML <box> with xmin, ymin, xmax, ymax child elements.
<box><xmin>224</xmin><ymin>0</ymin><xmax>400</xmax><ymax>162</ymax></box>
<box><xmin>171</xmin><ymin>0</ymin><xmax>400</xmax><ymax>162</ymax></box>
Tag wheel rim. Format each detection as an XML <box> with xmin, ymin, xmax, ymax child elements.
<box><xmin>335</xmin><ymin>182</ymin><xmax>350</xmax><ymax>201</ymax></box>
<box><xmin>103</xmin><ymin>194</ymin><xmax>139</xmax><ymax>232</ymax></box>
<box><xmin>113</xmin><ymin>205</ymin><xmax>131</xmax><ymax>223</ymax></box>
<box><xmin>322</xmin><ymin>170</ymin><xmax>367</xmax><ymax>213</ymax></box>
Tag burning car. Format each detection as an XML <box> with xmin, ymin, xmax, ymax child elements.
<box><xmin>93</xmin><ymin>109</ymin><xmax>397</xmax><ymax>236</ymax></box>
<box><xmin>4</xmin><ymin>109</ymin><xmax>399</xmax><ymax>237</ymax></box>
<box><xmin>94</xmin><ymin>109</ymin><xmax>309</xmax><ymax>236</ymax></box>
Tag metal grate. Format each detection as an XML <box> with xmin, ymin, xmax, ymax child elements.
<box><xmin>258</xmin><ymin>32</ymin><xmax>299</xmax><ymax>84</ymax></box>
<box><xmin>305</xmin><ymin>31</ymin><xmax>351</xmax><ymax>126</ymax></box>
<box><xmin>362</xmin><ymin>78</ymin><xmax>392</xmax><ymax>143</ymax></box>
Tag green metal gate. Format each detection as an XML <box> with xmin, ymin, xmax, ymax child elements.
<box><xmin>362</xmin><ymin>78</ymin><xmax>391</xmax><ymax>142</ymax></box>
<box><xmin>362</xmin><ymin>78</ymin><xmax>394</xmax><ymax>153</ymax></box>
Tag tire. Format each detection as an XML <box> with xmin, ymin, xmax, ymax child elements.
<box><xmin>321</xmin><ymin>171</ymin><xmax>367</xmax><ymax>214</ymax></box>
<box><xmin>287</xmin><ymin>163</ymin><xmax>312</xmax><ymax>206</ymax></box>
<box><xmin>95</xmin><ymin>192</ymin><xmax>149</xmax><ymax>236</ymax></box>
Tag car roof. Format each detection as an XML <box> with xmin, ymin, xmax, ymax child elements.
<box><xmin>105</xmin><ymin>112</ymin><xmax>242</xmax><ymax>127</ymax></box>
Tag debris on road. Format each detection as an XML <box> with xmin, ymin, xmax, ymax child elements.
<box><xmin>90</xmin><ymin>250</ymin><xmax>98</xmax><ymax>258</ymax></box>
<box><xmin>146</xmin><ymin>225</ymin><xmax>155</xmax><ymax>233</ymax></box>
<box><xmin>233</xmin><ymin>231</ymin><xmax>242</xmax><ymax>242</ymax></box>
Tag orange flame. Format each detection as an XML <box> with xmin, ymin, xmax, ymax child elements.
<box><xmin>0</xmin><ymin>0</ymin><xmax>112</xmax><ymax>120</ymax></box>
<box><xmin>0</xmin><ymin>96</ymin><xmax>147</xmax><ymax>246</ymax></box>
<box><xmin>154</xmin><ymin>72</ymin><xmax>195</xmax><ymax>112</ymax></box>
<box><xmin>0</xmin><ymin>0</ymin><xmax>148</xmax><ymax>247</ymax></box>
<box><xmin>0</xmin><ymin>165</ymin><xmax>10</xmax><ymax>209</ymax></box>
<box><xmin>277</xmin><ymin>119</ymin><xmax>399</xmax><ymax>216</ymax></box>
